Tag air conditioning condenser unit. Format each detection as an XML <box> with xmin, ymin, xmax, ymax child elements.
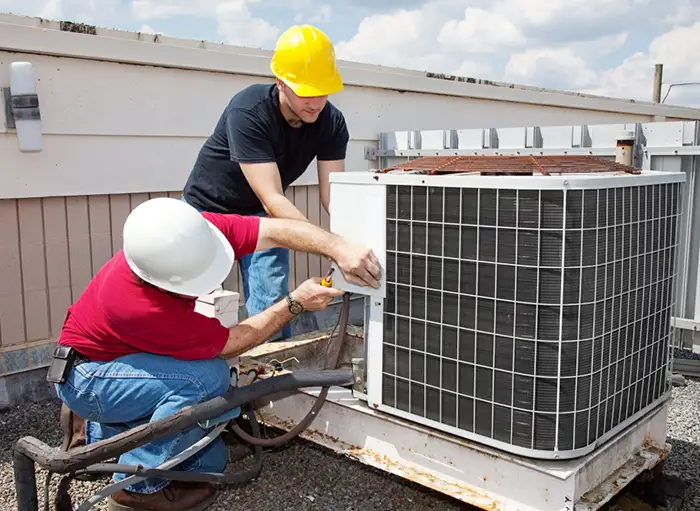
<box><xmin>329</xmin><ymin>155</ymin><xmax>684</xmax><ymax>461</ymax></box>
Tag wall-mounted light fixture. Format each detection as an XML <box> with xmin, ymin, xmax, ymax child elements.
<box><xmin>2</xmin><ymin>61</ymin><xmax>42</xmax><ymax>153</ymax></box>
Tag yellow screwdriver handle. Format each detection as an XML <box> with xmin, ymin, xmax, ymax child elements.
<box><xmin>321</xmin><ymin>268</ymin><xmax>334</xmax><ymax>287</ymax></box>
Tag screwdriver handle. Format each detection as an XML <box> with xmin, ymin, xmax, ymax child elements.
<box><xmin>321</xmin><ymin>268</ymin><xmax>335</xmax><ymax>287</ymax></box>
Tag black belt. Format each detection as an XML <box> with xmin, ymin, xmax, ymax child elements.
<box><xmin>46</xmin><ymin>345</ymin><xmax>90</xmax><ymax>384</ymax></box>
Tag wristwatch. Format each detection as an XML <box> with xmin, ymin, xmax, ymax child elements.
<box><xmin>286</xmin><ymin>295</ymin><xmax>304</xmax><ymax>315</ymax></box>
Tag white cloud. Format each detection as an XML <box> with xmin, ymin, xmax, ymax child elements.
<box><xmin>453</xmin><ymin>59</ymin><xmax>495</xmax><ymax>80</ymax></box>
<box><xmin>567</xmin><ymin>32</ymin><xmax>629</xmax><ymax>58</ymax></box>
<box><xmin>491</xmin><ymin>0</ymin><xmax>642</xmax><ymax>29</ymax></box>
<box><xmin>583</xmin><ymin>21</ymin><xmax>700</xmax><ymax>105</ymax></box>
<box><xmin>335</xmin><ymin>3</ymin><xmax>461</xmax><ymax>72</ymax></box>
<box><xmin>505</xmin><ymin>47</ymin><xmax>599</xmax><ymax>89</ymax></box>
<box><xmin>437</xmin><ymin>7</ymin><xmax>525</xmax><ymax>53</ymax></box>
<box><xmin>335</xmin><ymin>0</ymin><xmax>700</xmax><ymax>106</ymax></box>
<box><xmin>138</xmin><ymin>24</ymin><xmax>164</xmax><ymax>35</ymax></box>
<box><xmin>38</xmin><ymin>0</ymin><xmax>61</xmax><ymax>18</ymax></box>
<box><xmin>130</xmin><ymin>0</ymin><xmax>280</xmax><ymax>48</ymax></box>
<box><xmin>293</xmin><ymin>3</ymin><xmax>332</xmax><ymax>24</ymax></box>
<box><xmin>661</xmin><ymin>0</ymin><xmax>700</xmax><ymax>26</ymax></box>
<box><xmin>501</xmin><ymin>33</ymin><xmax>630</xmax><ymax>90</ymax></box>
<box><xmin>216</xmin><ymin>0</ymin><xmax>279</xmax><ymax>48</ymax></box>
<box><xmin>0</xmin><ymin>0</ymin><xmax>122</xmax><ymax>25</ymax></box>
<box><xmin>309</xmin><ymin>4</ymin><xmax>332</xmax><ymax>23</ymax></box>
<box><xmin>131</xmin><ymin>0</ymin><xmax>220</xmax><ymax>20</ymax></box>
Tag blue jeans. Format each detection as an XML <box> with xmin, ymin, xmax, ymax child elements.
<box><xmin>238</xmin><ymin>236</ymin><xmax>291</xmax><ymax>341</ymax></box>
<box><xmin>54</xmin><ymin>353</ymin><xmax>231</xmax><ymax>494</ymax></box>
<box><xmin>181</xmin><ymin>197</ymin><xmax>291</xmax><ymax>340</ymax></box>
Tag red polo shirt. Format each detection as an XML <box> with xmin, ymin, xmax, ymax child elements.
<box><xmin>57</xmin><ymin>212</ymin><xmax>260</xmax><ymax>362</ymax></box>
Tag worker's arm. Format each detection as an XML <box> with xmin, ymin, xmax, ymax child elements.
<box><xmin>317</xmin><ymin>159</ymin><xmax>344</xmax><ymax>213</ymax></box>
<box><xmin>239</xmin><ymin>162</ymin><xmax>308</xmax><ymax>221</ymax></box>
<box><xmin>218</xmin><ymin>277</ymin><xmax>343</xmax><ymax>358</ymax></box>
<box><xmin>225</xmin><ymin>106</ymin><xmax>308</xmax><ymax>221</ymax></box>
<box><xmin>255</xmin><ymin>216</ymin><xmax>381</xmax><ymax>288</ymax></box>
<box><xmin>316</xmin><ymin>109</ymin><xmax>350</xmax><ymax>214</ymax></box>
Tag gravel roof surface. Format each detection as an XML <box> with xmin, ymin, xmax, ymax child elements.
<box><xmin>1</xmin><ymin>377</ymin><xmax>698</xmax><ymax>511</ymax></box>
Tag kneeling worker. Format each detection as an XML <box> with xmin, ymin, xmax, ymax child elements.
<box><xmin>50</xmin><ymin>197</ymin><xmax>381</xmax><ymax>511</ymax></box>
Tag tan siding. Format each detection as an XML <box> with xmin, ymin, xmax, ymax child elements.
<box><xmin>88</xmin><ymin>196</ymin><xmax>113</xmax><ymax>275</ymax></box>
<box><xmin>306</xmin><ymin>185</ymin><xmax>322</xmax><ymax>280</ymax></box>
<box><xmin>43</xmin><ymin>198</ymin><xmax>73</xmax><ymax>336</ymax></box>
<box><xmin>109</xmin><ymin>195</ymin><xmax>131</xmax><ymax>256</ymax></box>
<box><xmin>0</xmin><ymin>200</ymin><xmax>26</xmax><ymax>346</ymax></box>
<box><xmin>284</xmin><ymin>188</ymin><xmax>296</xmax><ymax>289</ymax></box>
<box><xmin>293</xmin><ymin>186</ymin><xmax>309</xmax><ymax>286</ymax></box>
<box><xmin>66</xmin><ymin>196</ymin><xmax>93</xmax><ymax>301</ymax></box>
<box><xmin>0</xmin><ymin>184</ymin><xmax>325</xmax><ymax>348</ymax></box>
<box><xmin>320</xmin><ymin>194</ymin><xmax>331</xmax><ymax>276</ymax></box>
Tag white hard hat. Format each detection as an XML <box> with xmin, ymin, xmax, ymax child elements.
<box><xmin>122</xmin><ymin>198</ymin><xmax>234</xmax><ymax>297</ymax></box>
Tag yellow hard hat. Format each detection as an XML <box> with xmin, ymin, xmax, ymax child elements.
<box><xmin>270</xmin><ymin>25</ymin><xmax>343</xmax><ymax>97</ymax></box>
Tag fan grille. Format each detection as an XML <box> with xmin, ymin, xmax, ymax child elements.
<box><xmin>381</xmin><ymin>181</ymin><xmax>679</xmax><ymax>456</ymax></box>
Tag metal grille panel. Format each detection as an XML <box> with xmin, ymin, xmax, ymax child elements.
<box><xmin>381</xmin><ymin>181</ymin><xmax>680</xmax><ymax>457</ymax></box>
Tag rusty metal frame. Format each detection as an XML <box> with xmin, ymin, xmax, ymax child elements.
<box><xmin>378</xmin><ymin>154</ymin><xmax>641</xmax><ymax>176</ymax></box>
<box><xmin>256</xmin><ymin>380</ymin><xmax>670</xmax><ymax>511</ymax></box>
<box><xmin>236</xmin><ymin>330</ymin><xmax>672</xmax><ymax>510</ymax></box>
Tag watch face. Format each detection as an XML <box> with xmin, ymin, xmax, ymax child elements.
<box><xmin>288</xmin><ymin>297</ymin><xmax>303</xmax><ymax>314</ymax></box>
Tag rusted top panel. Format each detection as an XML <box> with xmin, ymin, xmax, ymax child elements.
<box><xmin>379</xmin><ymin>155</ymin><xmax>641</xmax><ymax>176</ymax></box>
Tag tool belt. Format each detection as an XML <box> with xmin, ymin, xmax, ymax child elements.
<box><xmin>46</xmin><ymin>345</ymin><xmax>90</xmax><ymax>384</ymax></box>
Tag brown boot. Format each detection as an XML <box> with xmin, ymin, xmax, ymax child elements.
<box><xmin>60</xmin><ymin>403</ymin><xmax>103</xmax><ymax>481</ymax></box>
<box><xmin>60</xmin><ymin>404</ymin><xmax>86</xmax><ymax>451</ymax></box>
<box><xmin>107</xmin><ymin>481</ymin><xmax>217</xmax><ymax>511</ymax></box>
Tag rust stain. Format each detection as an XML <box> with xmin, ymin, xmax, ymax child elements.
<box><xmin>295</xmin><ymin>426</ymin><xmax>501</xmax><ymax>511</ymax></box>
<box><xmin>377</xmin><ymin>154</ymin><xmax>641</xmax><ymax>176</ymax></box>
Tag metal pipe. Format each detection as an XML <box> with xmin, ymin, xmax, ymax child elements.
<box><xmin>653</xmin><ymin>64</ymin><xmax>663</xmax><ymax>103</ymax></box>
<box><xmin>230</xmin><ymin>292</ymin><xmax>352</xmax><ymax>447</ymax></box>
<box><xmin>13</xmin><ymin>449</ymin><xmax>38</xmax><ymax>511</ymax></box>
<box><xmin>615</xmin><ymin>130</ymin><xmax>635</xmax><ymax>166</ymax></box>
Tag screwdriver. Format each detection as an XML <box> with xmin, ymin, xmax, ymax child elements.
<box><xmin>321</xmin><ymin>268</ymin><xmax>335</xmax><ymax>287</ymax></box>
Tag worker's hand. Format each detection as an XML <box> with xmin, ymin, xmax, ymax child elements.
<box><xmin>291</xmin><ymin>278</ymin><xmax>344</xmax><ymax>311</ymax></box>
<box><xmin>334</xmin><ymin>242</ymin><xmax>382</xmax><ymax>289</ymax></box>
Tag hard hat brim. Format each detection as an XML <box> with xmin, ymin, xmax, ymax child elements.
<box><xmin>125</xmin><ymin>219</ymin><xmax>235</xmax><ymax>298</ymax></box>
<box><xmin>278</xmin><ymin>73</ymin><xmax>344</xmax><ymax>98</ymax></box>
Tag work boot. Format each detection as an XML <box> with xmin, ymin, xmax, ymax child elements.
<box><xmin>60</xmin><ymin>403</ymin><xmax>103</xmax><ymax>481</ymax></box>
<box><xmin>60</xmin><ymin>403</ymin><xmax>86</xmax><ymax>451</ymax></box>
<box><xmin>107</xmin><ymin>481</ymin><xmax>217</xmax><ymax>511</ymax></box>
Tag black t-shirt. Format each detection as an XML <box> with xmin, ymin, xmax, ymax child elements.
<box><xmin>182</xmin><ymin>83</ymin><xmax>349</xmax><ymax>214</ymax></box>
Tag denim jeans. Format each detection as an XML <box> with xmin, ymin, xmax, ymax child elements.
<box><xmin>238</xmin><ymin>238</ymin><xmax>291</xmax><ymax>341</ymax></box>
<box><xmin>54</xmin><ymin>353</ymin><xmax>231</xmax><ymax>494</ymax></box>
<box><xmin>181</xmin><ymin>196</ymin><xmax>291</xmax><ymax>341</ymax></box>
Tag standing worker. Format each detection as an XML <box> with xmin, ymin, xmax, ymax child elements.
<box><xmin>181</xmin><ymin>24</ymin><xmax>350</xmax><ymax>341</ymax></box>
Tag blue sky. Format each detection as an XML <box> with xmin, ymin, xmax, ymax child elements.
<box><xmin>2</xmin><ymin>0</ymin><xmax>700</xmax><ymax>106</ymax></box>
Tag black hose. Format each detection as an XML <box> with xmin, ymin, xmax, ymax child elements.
<box><xmin>70</xmin><ymin>407</ymin><xmax>265</xmax><ymax>486</ymax></box>
<box><xmin>50</xmin><ymin>406</ymin><xmax>265</xmax><ymax>511</ymax></box>
<box><xmin>230</xmin><ymin>292</ymin><xmax>351</xmax><ymax>447</ymax></box>
<box><xmin>14</xmin><ymin>370</ymin><xmax>352</xmax><ymax>477</ymax></box>
<box><xmin>13</xmin><ymin>448</ymin><xmax>37</xmax><ymax>511</ymax></box>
